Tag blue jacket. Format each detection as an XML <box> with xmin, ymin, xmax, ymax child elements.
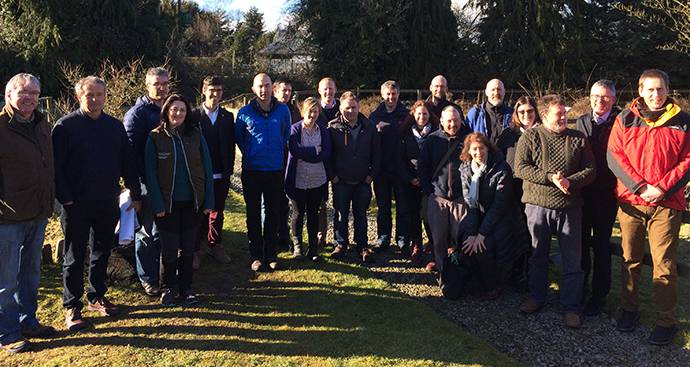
<box><xmin>466</xmin><ymin>103</ymin><xmax>514</xmax><ymax>140</ymax></box>
<box><xmin>235</xmin><ymin>97</ymin><xmax>291</xmax><ymax>171</ymax></box>
<box><xmin>284</xmin><ymin>121</ymin><xmax>332</xmax><ymax>200</ymax></box>
<box><xmin>123</xmin><ymin>95</ymin><xmax>162</xmax><ymax>183</ymax></box>
<box><xmin>368</xmin><ymin>102</ymin><xmax>409</xmax><ymax>177</ymax></box>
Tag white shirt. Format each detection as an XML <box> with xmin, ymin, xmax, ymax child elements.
<box><xmin>321</xmin><ymin>99</ymin><xmax>336</xmax><ymax>110</ymax></box>
<box><xmin>203</xmin><ymin>104</ymin><xmax>219</xmax><ymax>126</ymax></box>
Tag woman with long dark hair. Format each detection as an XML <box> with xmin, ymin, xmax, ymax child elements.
<box><xmin>397</xmin><ymin>100</ymin><xmax>438</xmax><ymax>268</ymax></box>
<box><xmin>144</xmin><ymin>94</ymin><xmax>214</xmax><ymax>306</ymax></box>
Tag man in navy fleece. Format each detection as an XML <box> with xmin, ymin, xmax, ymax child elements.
<box><xmin>53</xmin><ymin>76</ymin><xmax>141</xmax><ymax>331</ymax></box>
<box><xmin>235</xmin><ymin>73</ymin><xmax>291</xmax><ymax>272</ymax></box>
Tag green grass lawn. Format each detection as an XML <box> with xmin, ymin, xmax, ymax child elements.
<box><xmin>0</xmin><ymin>191</ymin><xmax>519</xmax><ymax>367</ymax></box>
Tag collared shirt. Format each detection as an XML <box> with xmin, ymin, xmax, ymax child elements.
<box><xmin>203</xmin><ymin>104</ymin><xmax>219</xmax><ymax>125</ymax></box>
<box><xmin>321</xmin><ymin>99</ymin><xmax>336</xmax><ymax>110</ymax></box>
<box><xmin>593</xmin><ymin>110</ymin><xmax>612</xmax><ymax>125</ymax></box>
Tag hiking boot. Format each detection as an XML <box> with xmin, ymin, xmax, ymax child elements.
<box><xmin>22</xmin><ymin>323</ymin><xmax>56</xmax><ymax>338</ymax></box>
<box><xmin>648</xmin><ymin>325</ymin><xmax>677</xmax><ymax>346</ymax></box>
<box><xmin>330</xmin><ymin>244</ymin><xmax>346</xmax><ymax>259</ymax></box>
<box><xmin>410</xmin><ymin>244</ymin><xmax>424</xmax><ymax>266</ymax></box>
<box><xmin>87</xmin><ymin>296</ymin><xmax>120</xmax><ymax>317</ymax></box>
<box><xmin>210</xmin><ymin>245</ymin><xmax>231</xmax><ymax>264</ymax></box>
<box><xmin>583</xmin><ymin>297</ymin><xmax>605</xmax><ymax>317</ymax></box>
<box><xmin>564</xmin><ymin>312</ymin><xmax>582</xmax><ymax>328</ymax></box>
<box><xmin>1</xmin><ymin>338</ymin><xmax>30</xmax><ymax>354</ymax></box>
<box><xmin>519</xmin><ymin>297</ymin><xmax>543</xmax><ymax>314</ymax></box>
<box><xmin>250</xmin><ymin>260</ymin><xmax>263</xmax><ymax>272</ymax></box>
<box><xmin>64</xmin><ymin>308</ymin><xmax>89</xmax><ymax>331</ymax></box>
<box><xmin>192</xmin><ymin>251</ymin><xmax>201</xmax><ymax>270</ymax></box>
<box><xmin>425</xmin><ymin>261</ymin><xmax>437</xmax><ymax>272</ymax></box>
<box><xmin>160</xmin><ymin>289</ymin><xmax>176</xmax><ymax>307</ymax></box>
<box><xmin>141</xmin><ymin>281</ymin><xmax>160</xmax><ymax>297</ymax></box>
<box><xmin>616</xmin><ymin>310</ymin><xmax>640</xmax><ymax>332</ymax></box>
<box><xmin>291</xmin><ymin>244</ymin><xmax>304</xmax><ymax>260</ymax></box>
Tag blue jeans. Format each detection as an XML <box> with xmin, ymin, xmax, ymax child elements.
<box><xmin>0</xmin><ymin>218</ymin><xmax>47</xmax><ymax>345</ymax></box>
<box><xmin>332</xmin><ymin>181</ymin><xmax>372</xmax><ymax>251</ymax></box>
<box><xmin>135</xmin><ymin>185</ymin><xmax>160</xmax><ymax>285</ymax></box>
<box><xmin>525</xmin><ymin>204</ymin><xmax>583</xmax><ymax>312</ymax></box>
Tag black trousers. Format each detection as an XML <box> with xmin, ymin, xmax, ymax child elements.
<box><xmin>242</xmin><ymin>170</ymin><xmax>284</xmax><ymax>263</ymax></box>
<box><xmin>398</xmin><ymin>183</ymin><xmax>432</xmax><ymax>246</ymax></box>
<box><xmin>581</xmin><ymin>192</ymin><xmax>618</xmax><ymax>302</ymax></box>
<box><xmin>62</xmin><ymin>200</ymin><xmax>119</xmax><ymax>309</ymax></box>
<box><xmin>373</xmin><ymin>173</ymin><xmax>404</xmax><ymax>245</ymax></box>
<box><xmin>290</xmin><ymin>185</ymin><xmax>326</xmax><ymax>256</ymax></box>
<box><xmin>155</xmin><ymin>201</ymin><xmax>200</xmax><ymax>295</ymax></box>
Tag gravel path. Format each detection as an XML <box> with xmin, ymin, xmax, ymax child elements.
<box><xmin>229</xmin><ymin>160</ymin><xmax>690</xmax><ymax>366</ymax></box>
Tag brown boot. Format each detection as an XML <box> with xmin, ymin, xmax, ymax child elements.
<box><xmin>565</xmin><ymin>312</ymin><xmax>583</xmax><ymax>328</ymax></box>
<box><xmin>519</xmin><ymin>297</ymin><xmax>543</xmax><ymax>314</ymax></box>
<box><xmin>87</xmin><ymin>296</ymin><xmax>120</xmax><ymax>317</ymax></box>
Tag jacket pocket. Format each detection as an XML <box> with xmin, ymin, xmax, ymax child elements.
<box><xmin>1</xmin><ymin>185</ymin><xmax>41</xmax><ymax>221</ymax></box>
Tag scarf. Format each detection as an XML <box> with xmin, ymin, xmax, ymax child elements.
<box><xmin>412</xmin><ymin>123</ymin><xmax>431</xmax><ymax>149</ymax></box>
<box><xmin>467</xmin><ymin>160</ymin><xmax>488</xmax><ymax>209</ymax></box>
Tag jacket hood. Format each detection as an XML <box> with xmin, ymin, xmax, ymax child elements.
<box><xmin>629</xmin><ymin>97</ymin><xmax>681</xmax><ymax>127</ymax></box>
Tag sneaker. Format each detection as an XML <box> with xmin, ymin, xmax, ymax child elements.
<box><xmin>22</xmin><ymin>323</ymin><xmax>56</xmax><ymax>338</ymax></box>
<box><xmin>330</xmin><ymin>244</ymin><xmax>346</xmax><ymax>259</ymax></box>
<box><xmin>564</xmin><ymin>312</ymin><xmax>583</xmax><ymax>328</ymax></box>
<box><xmin>291</xmin><ymin>244</ymin><xmax>304</xmax><ymax>260</ymax></box>
<box><xmin>210</xmin><ymin>245</ymin><xmax>231</xmax><ymax>264</ymax></box>
<box><xmin>583</xmin><ymin>298</ymin><xmax>605</xmax><ymax>317</ymax></box>
<box><xmin>179</xmin><ymin>293</ymin><xmax>199</xmax><ymax>306</ymax></box>
<box><xmin>141</xmin><ymin>281</ymin><xmax>160</xmax><ymax>297</ymax></box>
<box><xmin>425</xmin><ymin>261</ymin><xmax>437</xmax><ymax>272</ymax></box>
<box><xmin>648</xmin><ymin>325</ymin><xmax>677</xmax><ymax>346</ymax></box>
<box><xmin>160</xmin><ymin>289</ymin><xmax>176</xmax><ymax>307</ymax></box>
<box><xmin>1</xmin><ymin>337</ymin><xmax>30</xmax><ymax>354</ymax></box>
<box><xmin>410</xmin><ymin>244</ymin><xmax>424</xmax><ymax>266</ymax></box>
<box><xmin>268</xmin><ymin>261</ymin><xmax>279</xmax><ymax>271</ymax></box>
<box><xmin>616</xmin><ymin>310</ymin><xmax>640</xmax><ymax>332</ymax></box>
<box><xmin>87</xmin><ymin>296</ymin><xmax>120</xmax><ymax>317</ymax></box>
<box><xmin>192</xmin><ymin>251</ymin><xmax>201</xmax><ymax>270</ymax></box>
<box><xmin>250</xmin><ymin>260</ymin><xmax>263</xmax><ymax>272</ymax></box>
<box><xmin>519</xmin><ymin>297</ymin><xmax>543</xmax><ymax>314</ymax></box>
<box><xmin>64</xmin><ymin>308</ymin><xmax>89</xmax><ymax>331</ymax></box>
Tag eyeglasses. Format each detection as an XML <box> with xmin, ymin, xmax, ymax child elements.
<box><xmin>16</xmin><ymin>90</ymin><xmax>40</xmax><ymax>98</ymax></box>
<box><xmin>590</xmin><ymin>95</ymin><xmax>613</xmax><ymax>101</ymax></box>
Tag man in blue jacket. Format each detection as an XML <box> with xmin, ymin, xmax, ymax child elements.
<box><xmin>123</xmin><ymin>67</ymin><xmax>169</xmax><ymax>297</ymax></box>
<box><xmin>466</xmin><ymin>79</ymin><xmax>513</xmax><ymax>143</ymax></box>
<box><xmin>368</xmin><ymin>80</ymin><xmax>409</xmax><ymax>252</ymax></box>
<box><xmin>236</xmin><ymin>73</ymin><xmax>291</xmax><ymax>272</ymax></box>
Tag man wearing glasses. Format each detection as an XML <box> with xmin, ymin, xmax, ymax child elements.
<box><xmin>574</xmin><ymin>80</ymin><xmax>620</xmax><ymax>317</ymax></box>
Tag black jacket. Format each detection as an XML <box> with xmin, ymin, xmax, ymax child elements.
<box><xmin>193</xmin><ymin>105</ymin><xmax>236</xmax><ymax>178</ymax></box>
<box><xmin>317</xmin><ymin>99</ymin><xmax>340</xmax><ymax>128</ymax></box>
<box><xmin>418</xmin><ymin>129</ymin><xmax>464</xmax><ymax>200</ymax></box>
<box><xmin>574</xmin><ymin>108</ymin><xmax>620</xmax><ymax>194</ymax></box>
<box><xmin>368</xmin><ymin>102</ymin><xmax>409</xmax><ymax>177</ymax></box>
<box><xmin>397</xmin><ymin>123</ymin><xmax>438</xmax><ymax>184</ymax></box>
<box><xmin>328</xmin><ymin>113</ymin><xmax>381</xmax><ymax>184</ymax></box>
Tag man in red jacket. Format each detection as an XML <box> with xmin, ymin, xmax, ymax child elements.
<box><xmin>607</xmin><ymin>69</ymin><xmax>690</xmax><ymax>345</ymax></box>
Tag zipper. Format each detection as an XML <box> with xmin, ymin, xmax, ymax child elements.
<box><xmin>169</xmin><ymin>133</ymin><xmax>177</xmax><ymax>213</ymax></box>
<box><xmin>175</xmin><ymin>130</ymin><xmax>199</xmax><ymax>209</ymax></box>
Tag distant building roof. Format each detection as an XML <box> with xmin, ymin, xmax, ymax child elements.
<box><xmin>259</xmin><ymin>28</ymin><xmax>314</xmax><ymax>58</ymax></box>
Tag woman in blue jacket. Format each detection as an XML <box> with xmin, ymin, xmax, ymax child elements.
<box><xmin>284</xmin><ymin>97</ymin><xmax>331</xmax><ymax>261</ymax></box>
<box><xmin>144</xmin><ymin>94</ymin><xmax>214</xmax><ymax>306</ymax></box>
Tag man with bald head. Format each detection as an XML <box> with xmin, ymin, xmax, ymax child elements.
<box><xmin>235</xmin><ymin>73</ymin><xmax>292</xmax><ymax>272</ymax></box>
<box><xmin>426</xmin><ymin>75</ymin><xmax>464</xmax><ymax>121</ymax></box>
<box><xmin>418</xmin><ymin>106</ymin><xmax>468</xmax><ymax>289</ymax></box>
<box><xmin>466</xmin><ymin>79</ymin><xmax>513</xmax><ymax>143</ymax></box>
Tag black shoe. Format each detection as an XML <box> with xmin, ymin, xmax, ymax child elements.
<box><xmin>372</xmin><ymin>242</ymin><xmax>389</xmax><ymax>253</ymax></box>
<box><xmin>179</xmin><ymin>293</ymin><xmax>199</xmax><ymax>306</ymax></box>
<box><xmin>648</xmin><ymin>325</ymin><xmax>677</xmax><ymax>346</ymax></box>
<box><xmin>616</xmin><ymin>310</ymin><xmax>640</xmax><ymax>332</ymax></box>
<box><xmin>160</xmin><ymin>289</ymin><xmax>176</xmax><ymax>307</ymax></box>
<box><xmin>583</xmin><ymin>298</ymin><xmax>605</xmax><ymax>316</ymax></box>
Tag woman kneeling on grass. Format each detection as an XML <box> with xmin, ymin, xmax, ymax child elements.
<box><xmin>145</xmin><ymin>94</ymin><xmax>214</xmax><ymax>306</ymax></box>
<box><xmin>456</xmin><ymin>132</ymin><xmax>521</xmax><ymax>300</ymax></box>
<box><xmin>284</xmin><ymin>97</ymin><xmax>332</xmax><ymax>261</ymax></box>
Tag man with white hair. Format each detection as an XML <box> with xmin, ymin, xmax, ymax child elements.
<box><xmin>574</xmin><ymin>79</ymin><xmax>620</xmax><ymax>317</ymax></box>
<box><xmin>0</xmin><ymin>73</ymin><xmax>55</xmax><ymax>353</ymax></box>
<box><xmin>466</xmin><ymin>79</ymin><xmax>513</xmax><ymax>143</ymax></box>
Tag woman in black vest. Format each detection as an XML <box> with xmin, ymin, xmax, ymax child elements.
<box><xmin>144</xmin><ymin>94</ymin><xmax>214</xmax><ymax>306</ymax></box>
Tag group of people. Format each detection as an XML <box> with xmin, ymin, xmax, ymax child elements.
<box><xmin>0</xmin><ymin>67</ymin><xmax>688</xmax><ymax>355</ymax></box>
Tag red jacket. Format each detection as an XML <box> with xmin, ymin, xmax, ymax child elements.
<box><xmin>607</xmin><ymin>98</ymin><xmax>690</xmax><ymax>211</ymax></box>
